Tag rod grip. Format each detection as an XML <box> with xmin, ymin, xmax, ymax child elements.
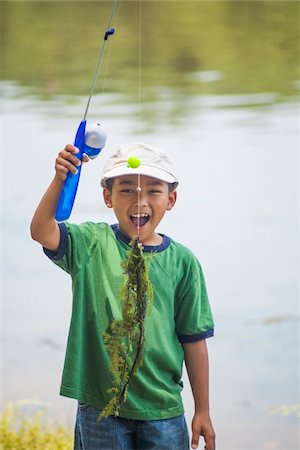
<box><xmin>55</xmin><ymin>121</ymin><xmax>86</xmax><ymax>222</ymax></box>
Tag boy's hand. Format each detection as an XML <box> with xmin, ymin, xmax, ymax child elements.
<box><xmin>55</xmin><ymin>144</ymin><xmax>90</xmax><ymax>181</ymax></box>
<box><xmin>191</xmin><ymin>412</ymin><xmax>215</xmax><ymax>450</ymax></box>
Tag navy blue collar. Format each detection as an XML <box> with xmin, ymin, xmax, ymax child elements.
<box><xmin>111</xmin><ymin>224</ymin><xmax>171</xmax><ymax>252</ymax></box>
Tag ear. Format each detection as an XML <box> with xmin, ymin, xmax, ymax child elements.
<box><xmin>167</xmin><ymin>190</ymin><xmax>177</xmax><ymax>211</ymax></box>
<box><xmin>103</xmin><ymin>188</ymin><xmax>113</xmax><ymax>208</ymax></box>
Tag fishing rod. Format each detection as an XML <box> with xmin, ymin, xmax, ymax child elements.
<box><xmin>55</xmin><ymin>0</ymin><xmax>120</xmax><ymax>222</ymax></box>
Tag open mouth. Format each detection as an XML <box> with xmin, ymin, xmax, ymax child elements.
<box><xmin>130</xmin><ymin>213</ymin><xmax>150</xmax><ymax>227</ymax></box>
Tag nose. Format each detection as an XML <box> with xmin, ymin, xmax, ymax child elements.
<box><xmin>134</xmin><ymin>189</ymin><xmax>149</xmax><ymax>206</ymax></box>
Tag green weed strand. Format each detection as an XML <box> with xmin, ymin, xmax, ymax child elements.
<box><xmin>99</xmin><ymin>237</ymin><xmax>154</xmax><ymax>420</ymax></box>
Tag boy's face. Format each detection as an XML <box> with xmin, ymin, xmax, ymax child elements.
<box><xmin>103</xmin><ymin>175</ymin><xmax>177</xmax><ymax>246</ymax></box>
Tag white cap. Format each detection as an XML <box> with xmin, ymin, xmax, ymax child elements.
<box><xmin>100</xmin><ymin>142</ymin><xmax>178</xmax><ymax>188</ymax></box>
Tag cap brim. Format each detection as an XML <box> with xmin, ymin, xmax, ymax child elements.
<box><xmin>101</xmin><ymin>164</ymin><xmax>177</xmax><ymax>187</ymax></box>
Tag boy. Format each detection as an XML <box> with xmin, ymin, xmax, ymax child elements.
<box><xmin>30</xmin><ymin>142</ymin><xmax>215</xmax><ymax>450</ymax></box>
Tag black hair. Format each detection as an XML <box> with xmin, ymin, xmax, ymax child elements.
<box><xmin>105</xmin><ymin>178</ymin><xmax>114</xmax><ymax>193</ymax></box>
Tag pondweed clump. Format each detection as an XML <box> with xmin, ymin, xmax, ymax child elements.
<box><xmin>100</xmin><ymin>237</ymin><xmax>154</xmax><ymax>419</ymax></box>
<box><xmin>0</xmin><ymin>403</ymin><xmax>73</xmax><ymax>450</ymax></box>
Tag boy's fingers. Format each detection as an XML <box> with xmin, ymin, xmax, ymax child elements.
<box><xmin>58</xmin><ymin>150</ymin><xmax>81</xmax><ymax>167</ymax></box>
<box><xmin>82</xmin><ymin>153</ymin><xmax>90</xmax><ymax>163</ymax></box>
<box><xmin>204</xmin><ymin>438</ymin><xmax>215</xmax><ymax>450</ymax></box>
<box><xmin>191</xmin><ymin>429</ymin><xmax>200</xmax><ymax>449</ymax></box>
<box><xmin>204</xmin><ymin>430</ymin><xmax>216</xmax><ymax>450</ymax></box>
<box><xmin>55</xmin><ymin>144</ymin><xmax>90</xmax><ymax>180</ymax></box>
<box><xmin>56</xmin><ymin>156</ymin><xmax>79</xmax><ymax>175</ymax></box>
<box><xmin>64</xmin><ymin>144</ymin><xmax>79</xmax><ymax>154</ymax></box>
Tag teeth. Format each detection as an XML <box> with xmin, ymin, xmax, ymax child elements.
<box><xmin>131</xmin><ymin>214</ymin><xmax>149</xmax><ymax>218</ymax></box>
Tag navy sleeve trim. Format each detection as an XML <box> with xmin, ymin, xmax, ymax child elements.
<box><xmin>43</xmin><ymin>222</ymin><xmax>68</xmax><ymax>260</ymax></box>
<box><xmin>178</xmin><ymin>328</ymin><xmax>214</xmax><ymax>343</ymax></box>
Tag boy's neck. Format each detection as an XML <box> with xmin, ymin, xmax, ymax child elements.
<box><xmin>120</xmin><ymin>226</ymin><xmax>162</xmax><ymax>246</ymax></box>
<box><xmin>141</xmin><ymin>233</ymin><xmax>163</xmax><ymax>246</ymax></box>
<box><xmin>111</xmin><ymin>224</ymin><xmax>170</xmax><ymax>253</ymax></box>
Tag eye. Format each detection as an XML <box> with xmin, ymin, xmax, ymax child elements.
<box><xmin>149</xmin><ymin>189</ymin><xmax>162</xmax><ymax>194</ymax></box>
<box><xmin>120</xmin><ymin>189</ymin><xmax>135</xmax><ymax>193</ymax></box>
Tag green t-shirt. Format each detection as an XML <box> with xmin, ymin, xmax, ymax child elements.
<box><xmin>44</xmin><ymin>222</ymin><xmax>214</xmax><ymax>420</ymax></box>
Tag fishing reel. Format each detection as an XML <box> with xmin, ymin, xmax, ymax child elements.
<box><xmin>55</xmin><ymin>120</ymin><xmax>107</xmax><ymax>222</ymax></box>
<box><xmin>83</xmin><ymin>122</ymin><xmax>107</xmax><ymax>159</ymax></box>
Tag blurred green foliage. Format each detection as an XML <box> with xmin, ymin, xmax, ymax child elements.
<box><xmin>0</xmin><ymin>403</ymin><xmax>72</xmax><ymax>450</ymax></box>
<box><xmin>1</xmin><ymin>0</ymin><xmax>299</xmax><ymax>99</ymax></box>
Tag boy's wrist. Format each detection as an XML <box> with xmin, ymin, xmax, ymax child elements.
<box><xmin>195</xmin><ymin>408</ymin><xmax>210</xmax><ymax>417</ymax></box>
<box><xmin>53</xmin><ymin>173</ymin><xmax>65</xmax><ymax>186</ymax></box>
<box><xmin>194</xmin><ymin>404</ymin><xmax>210</xmax><ymax>415</ymax></box>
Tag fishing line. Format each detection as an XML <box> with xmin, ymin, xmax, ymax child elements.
<box><xmin>137</xmin><ymin>173</ymin><xmax>141</xmax><ymax>239</ymax></box>
<box><xmin>101</xmin><ymin>0</ymin><xmax>122</xmax><ymax>95</ymax></box>
<box><xmin>83</xmin><ymin>0</ymin><xmax>120</xmax><ymax>121</ymax></box>
<box><xmin>138</xmin><ymin>0</ymin><xmax>142</xmax><ymax>123</ymax></box>
<box><xmin>137</xmin><ymin>0</ymin><xmax>142</xmax><ymax>239</ymax></box>
<box><xmin>101</xmin><ymin>34</ymin><xmax>114</xmax><ymax>95</ymax></box>
<box><xmin>100</xmin><ymin>3</ymin><xmax>158</xmax><ymax>419</ymax></box>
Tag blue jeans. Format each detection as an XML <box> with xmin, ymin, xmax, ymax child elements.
<box><xmin>74</xmin><ymin>402</ymin><xmax>190</xmax><ymax>450</ymax></box>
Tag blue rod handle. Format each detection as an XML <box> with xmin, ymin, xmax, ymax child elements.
<box><xmin>55</xmin><ymin>120</ymin><xmax>86</xmax><ymax>221</ymax></box>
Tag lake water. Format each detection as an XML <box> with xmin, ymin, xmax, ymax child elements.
<box><xmin>2</xmin><ymin>83</ymin><xmax>299</xmax><ymax>450</ymax></box>
<box><xmin>1</xmin><ymin>2</ymin><xmax>299</xmax><ymax>449</ymax></box>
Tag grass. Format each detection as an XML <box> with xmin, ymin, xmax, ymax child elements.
<box><xmin>0</xmin><ymin>403</ymin><xmax>73</xmax><ymax>450</ymax></box>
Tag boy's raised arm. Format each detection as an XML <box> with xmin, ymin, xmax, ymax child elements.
<box><xmin>30</xmin><ymin>144</ymin><xmax>88</xmax><ymax>251</ymax></box>
<box><xmin>183</xmin><ymin>339</ymin><xmax>215</xmax><ymax>450</ymax></box>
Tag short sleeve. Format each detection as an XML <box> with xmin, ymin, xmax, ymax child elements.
<box><xmin>43</xmin><ymin>221</ymin><xmax>97</xmax><ymax>274</ymax></box>
<box><xmin>175</xmin><ymin>260</ymin><xmax>214</xmax><ymax>343</ymax></box>
<box><xmin>43</xmin><ymin>222</ymin><xmax>68</xmax><ymax>261</ymax></box>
